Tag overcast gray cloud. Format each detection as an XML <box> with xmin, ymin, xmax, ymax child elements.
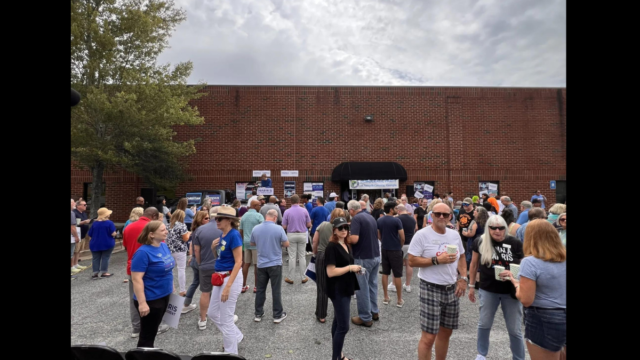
<box><xmin>157</xmin><ymin>0</ymin><xmax>566</xmax><ymax>86</ymax></box>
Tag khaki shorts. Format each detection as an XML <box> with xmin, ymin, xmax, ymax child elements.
<box><xmin>244</xmin><ymin>249</ymin><xmax>258</xmax><ymax>264</ymax></box>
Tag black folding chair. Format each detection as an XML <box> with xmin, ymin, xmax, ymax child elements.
<box><xmin>125</xmin><ymin>348</ymin><xmax>184</xmax><ymax>360</ymax></box>
<box><xmin>71</xmin><ymin>344</ymin><xmax>125</xmax><ymax>360</ymax></box>
<box><xmin>191</xmin><ymin>352</ymin><xmax>246</xmax><ymax>360</ymax></box>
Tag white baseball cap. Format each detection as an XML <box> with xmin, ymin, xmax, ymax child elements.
<box><xmin>329</xmin><ymin>192</ymin><xmax>338</xmax><ymax>198</ymax></box>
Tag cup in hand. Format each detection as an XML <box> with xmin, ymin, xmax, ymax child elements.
<box><xmin>509</xmin><ymin>264</ymin><xmax>520</xmax><ymax>279</ymax></box>
<box><xmin>446</xmin><ymin>245</ymin><xmax>458</xmax><ymax>254</ymax></box>
<box><xmin>494</xmin><ymin>265</ymin><xmax>506</xmax><ymax>281</ymax></box>
<box><xmin>358</xmin><ymin>267</ymin><xmax>366</xmax><ymax>275</ymax></box>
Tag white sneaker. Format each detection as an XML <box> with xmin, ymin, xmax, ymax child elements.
<box><xmin>131</xmin><ymin>332</ymin><xmax>139</xmax><ymax>338</ymax></box>
<box><xmin>71</xmin><ymin>268</ymin><xmax>82</xmax><ymax>275</ymax></box>
<box><xmin>388</xmin><ymin>284</ymin><xmax>397</xmax><ymax>292</ymax></box>
<box><xmin>475</xmin><ymin>355</ymin><xmax>487</xmax><ymax>360</ymax></box>
<box><xmin>157</xmin><ymin>323</ymin><xmax>169</xmax><ymax>334</ymax></box>
<box><xmin>403</xmin><ymin>284</ymin><xmax>411</xmax><ymax>293</ymax></box>
<box><xmin>234</xmin><ymin>315</ymin><xmax>238</xmax><ymax>323</ymax></box>
<box><xmin>198</xmin><ymin>318</ymin><xmax>207</xmax><ymax>330</ymax></box>
<box><xmin>181</xmin><ymin>303</ymin><xmax>197</xmax><ymax>314</ymax></box>
<box><xmin>76</xmin><ymin>264</ymin><xmax>88</xmax><ymax>270</ymax></box>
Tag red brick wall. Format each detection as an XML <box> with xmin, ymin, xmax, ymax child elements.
<box><xmin>71</xmin><ymin>86</ymin><xmax>566</xmax><ymax>222</ymax></box>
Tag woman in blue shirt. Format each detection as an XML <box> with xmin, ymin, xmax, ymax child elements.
<box><xmin>86</xmin><ymin>207</ymin><xmax>116</xmax><ymax>280</ymax></box>
<box><xmin>131</xmin><ymin>220</ymin><xmax>175</xmax><ymax>348</ymax></box>
<box><xmin>207</xmin><ymin>206</ymin><xmax>244</xmax><ymax>354</ymax></box>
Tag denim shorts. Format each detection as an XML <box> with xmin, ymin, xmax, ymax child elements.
<box><xmin>524</xmin><ymin>306</ymin><xmax>566</xmax><ymax>352</ymax></box>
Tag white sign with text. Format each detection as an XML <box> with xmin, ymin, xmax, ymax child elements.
<box><xmin>257</xmin><ymin>187</ymin><xmax>274</xmax><ymax>196</ymax></box>
<box><xmin>253</xmin><ymin>170</ymin><xmax>271</xmax><ymax>177</ymax></box>
<box><xmin>162</xmin><ymin>293</ymin><xmax>184</xmax><ymax>329</ymax></box>
<box><xmin>281</xmin><ymin>170</ymin><xmax>299</xmax><ymax>177</ymax></box>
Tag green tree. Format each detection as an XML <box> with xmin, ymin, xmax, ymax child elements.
<box><xmin>71</xmin><ymin>0</ymin><xmax>206</xmax><ymax>217</ymax></box>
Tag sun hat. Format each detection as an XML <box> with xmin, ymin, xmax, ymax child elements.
<box><xmin>97</xmin><ymin>207</ymin><xmax>113</xmax><ymax>219</ymax></box>
<box><xmin>210</xmin><ymin>205</ymin><xmax>239</xmax><ymax>220</ymax></box>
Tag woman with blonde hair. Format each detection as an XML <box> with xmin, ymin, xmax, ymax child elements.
<box><xmin>371</xmin><ymin>198</ymin><xmax>385</xmax><ymax>220</ymax></box>
<box><xmin>87</xmin><ymin>207</ymin><xmax>117</xmax><ymax>280</ymax></box>
<box><xmin>131</xmin><ymin>220</ymin><xmax>175</xmax><ymax>348</ymax></box>
<box><xmin>124</xmin><ymin>207</ymin><xmax>144</xmax><ymax>232</ymax></box>
<box><xmin>500</xmin><ymin>220</ymin><xmax>566</xmax><ymax>360</ymax></box>
<box><xmin>182</xmin><ymin>210</ymin><xmax>211</xmax><ymax>314</ymax></box>
<box><xmin>167</xmin><ymin>209</ymin><xmax>191</xmax><ymax>296</ymax></box>
<box><xmin>312</xmin><ymin>208</ymin><xmax>346</xmax><ymax>323</ymax></box>
<box><xmin>547</xmin><ymin>204</ymin><xmax>566</xmax><ymax>225</ymax></box>
<box><xmin>468</xmin><ymin>215</ymin><xmax>525</xmax><ymax>360</ymax></box>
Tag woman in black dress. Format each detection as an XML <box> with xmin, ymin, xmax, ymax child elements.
<box><xmin>325</xmin><ymin>217</ymin><xmax>362</xmax><ymax>360</ymax></box>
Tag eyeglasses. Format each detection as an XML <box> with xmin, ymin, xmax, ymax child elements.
<box><xmin>215</xmin><ymin>218</ymin><xmax>226</xmax><ymax>222</ymax></box>
<box><xmin>462</xmin><ymin>203</ymin><xmax>470</xmax><ymax>206</ymax></box>
<box><xmin>559</xmin><ymin>218</ymin><xmax>566</xmax><ymax>222</ymax></box>
<box><xmin>432</xmin><ymin>212</ymin><xmax>451</xmax><ymax>218</ymax></box>
<box><xmin>488</xmin><ymin>226</ymin><xmax>506</xmax><ymax>231</ymax></box>
<box><xmin>336</xmin><ymin>225</ymin><xmax>350</xmax><ymax>231</ymax></box>
<box><xmin>204</xmin><ymin>217</ymin><xmax>210</xmax><ymax>220</ymax></box>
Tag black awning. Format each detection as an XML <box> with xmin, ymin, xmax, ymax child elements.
<box><xmin>331</xmin><ymin>162</ymin><xmax>408</xmax><ymax>181</ymax></box>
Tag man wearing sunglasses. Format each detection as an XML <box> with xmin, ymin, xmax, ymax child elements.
<box><xmin>408</xmin><ymin>203</ymin><xmax>468</xmax><ymax>360</ymax></box>
<box><xmin>457</xmin><ymin>198</ymin><xmax>475</xmax><ymax>255</ymax></box>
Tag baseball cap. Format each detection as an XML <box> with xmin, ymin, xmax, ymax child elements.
<box><xmin>463</xmin><ymin>197</ymin><xmax>473</xmax><ymax>204</ymax></box>
<box><xmin>329</xmin><ymin>192</ymin><xmax>338</xmax><ymax>198</ymax></box>
<box><xmin>257</xmin><ymin>195</ymin><xmax>265</xmax><ymax>200</ymax></box>
<box><xmin>332</xmin><ymin>217</ymin><xmax>348</xmax><ymax>228</ymax></box>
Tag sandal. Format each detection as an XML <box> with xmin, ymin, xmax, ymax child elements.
<box><xmin>101</xmin><ymin>273</ymin><xmax>113</xmax><ymax>278</ymax></box>
<box><xmin>241</xmin><ymin>286</ymin><xmax>249</xmax><ymax>293</ymax></box>
<box><xmin>341</xmin><ymin>354</ymin><xmax>351</xmax><ymax>360</ymax></box>
<box><xmin>383</xmin><ymin>297</ymin><xmax>390</xmax><ymax>305</ymax></box>
<box><xmin>397</xmin><ymin>299</ymin><xmax>405</xmax><ymax>308</ymax></box>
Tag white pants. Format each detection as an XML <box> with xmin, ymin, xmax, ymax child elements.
<box><xmin>208</xmin><ymin>269</ymin><xmax>243</xmax><ymax>354</ymax></box>
<box><xmin>287</xmin><ymin>232</ymin><xmax>308</xmax><ymax>280</ymax></box>
<box><xmin>172</xmin><ymin>251</ymin><xmax>187</xmax><ymax>293</ymax></box>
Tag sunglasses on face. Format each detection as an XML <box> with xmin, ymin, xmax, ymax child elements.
<box><xmin>204</xmin><ymin>217</ymin><xmax>210</xmax><ymax>220</ymax></box>
<box><xmin>336</xmin><ymin>225</ymin><xmax>350</xmax><ymax>231</ymax></box>
<box><xmin>432</xmin><ymin>212</ymin><xmax>451</xmax><ymax>218</ymax></box>
<box><xmin>462</xmin><ymin>203</ymin><xmax>470</xmax><ymax>206</ymax></box>
<box><xmin>559</xmin><ymin>218</ymin><xmax>566</xmax><ymax>222</ymax></box>
<box><xmin>488</xmin><ymin>226</ymin><xmax>506</xmax><ymax>231</ymax></box>
<box><xmin>215</xmin><ymin>218</ymin><xmax>226</xmax><ymax>222</ymax></box>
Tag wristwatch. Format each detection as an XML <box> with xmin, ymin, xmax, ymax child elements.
<box><xmin>458</xmin><ymin>276</ymin><xmax>468</xmax><ymax>283</ymax></box>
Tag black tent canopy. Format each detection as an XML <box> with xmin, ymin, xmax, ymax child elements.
<box><xmin>331</xmin><ymin>162</ymin><xmax>408</xmax><ymax>182</ymax></box>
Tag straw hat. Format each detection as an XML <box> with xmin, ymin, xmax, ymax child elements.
<box><xmin>210</xmin><ymin>205</ymin><xmax>239</xmax><ymax>220</ymax></box>
<box><xmin>97</xmin><ymin>207</ymin><xmax>113</xmax><ymax>219</ymax></box>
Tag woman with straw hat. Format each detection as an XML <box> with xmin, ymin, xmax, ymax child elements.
<box><xmin>86</xmin><ymin>207</ymin><xmax>117</xmax><ymax>280</ymax></box>
<box><xmin>207</xmin><ymin>205</ymin><xmax>244</xmax><ymax>354</ymax></box>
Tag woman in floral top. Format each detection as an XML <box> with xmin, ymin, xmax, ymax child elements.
<box><xmin>167</xmin><ymin>209</ymin><xmax>191</xmax><ymax>296</ymax></box>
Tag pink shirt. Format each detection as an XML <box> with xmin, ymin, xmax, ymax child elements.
<box><xmin>282</xmin><ymin>205</ymin><xmax>311</xmax><ymax>232</ymax></box>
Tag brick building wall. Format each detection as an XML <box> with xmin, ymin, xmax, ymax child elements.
<box><xmin>71</xmin><ymin>86</ymin><xmax>566</xmax><ymax>222</ymax></box>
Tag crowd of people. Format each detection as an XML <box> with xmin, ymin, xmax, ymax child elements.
<box><xmin>70</xmin><ymin>188</ymin><xmax>565</xmax><ymax>360</ymax></box>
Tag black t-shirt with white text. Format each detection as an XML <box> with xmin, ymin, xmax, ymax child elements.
<box><xmin>472</xmin><ymin>235</ymin><xmax>524</xmax><ymax>294</ymax></box>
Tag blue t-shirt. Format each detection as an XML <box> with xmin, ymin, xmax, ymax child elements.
<box><xmin>215</xmin><ymin>229</ymin><xmax>243</xmax><ymax>271</ymax></box>
<box><xmin>261</xmin><ymin>178</ymin><xmax>272</xmax><ymax>187</ymax></box>
<box><xmin>87</xmin><ymin>220</ymin><xmax>116</xmax><ymax>251</ymax></box>
<box><xmin>516</xmin><ymin>210</ymin><xmax>529</xmax><ymax>225</ymax></box>
<box><xmin>530</xmin><ymin>195</ymin><xmax>546</xmax><ymax>209</ymax></box>
<box><xmin>250</xmin><ymin>221</ymin><xmax>288</xmax><ymax>268</ymax></box>
<box><xmin>377</xmin><ymin>215</ymin><xmax>404</xmax><ymax>251</ymax></box>
<box><xmin>516</xmin><ymin>221</ymin><xmax>528</xmax><ymax>242</ymax></box>
<box><xmin>324</xmin><ymin>201</ymin><xmax>337</xmax><ymax>213</ymax></box>
<box><xmin>131</xmin><ymin>242</ymin><xmax>175</xmax><ymax>301</ymax></box>
<box><xmin>185</xmin><ymin>208</ymin><xmax>195</xmax><ymax>224</ymax></box>
<box><xmin>519</xmin><ymin>256</ymin><xmax>566</xmax><ymax>308</ymax></box>
<box><xmin>304</xmin><ymin>202</ymin><xmax>313</xmax><ymax>214</ymax></box>
<box><xmin>310</xmin><ymin>206</ymin><xmax>330</xmax><ymax>236</ymax></box>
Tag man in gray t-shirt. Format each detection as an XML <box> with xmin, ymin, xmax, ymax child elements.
<box><xmin>192</xmin><ymin>221</ymin><xmax>223</xmax><ymax>329</ymax></box>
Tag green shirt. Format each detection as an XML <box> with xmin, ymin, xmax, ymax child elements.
<box><xmin>239</xmin><ymin>209</ymin><xmax>264</xmax><ymax>250</ymax></box>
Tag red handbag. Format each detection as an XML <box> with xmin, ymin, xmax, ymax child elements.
<box><xmin>211</xmin><ymin>272</ymin><xmax>229</xmax><ymax>286</ymax></box>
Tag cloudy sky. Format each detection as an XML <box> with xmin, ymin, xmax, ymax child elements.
<box><xmin>157</xmin><ymin>0</ymin><xmax>566</xmax><ymax>87</ymax></box>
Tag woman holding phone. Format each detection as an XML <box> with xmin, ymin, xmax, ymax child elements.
<box><xmin>131</xmin><ymin>220</ymin><xmax>175</xmax><ymax>348</ymax></box>
<box><xmin>325</xmin><ymin>217</ymin><xmax>361</xmax><ymax>360</ymax></box>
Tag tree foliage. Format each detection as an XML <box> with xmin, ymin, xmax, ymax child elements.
<box><xmin>71</xmin><ymin>0</ymin><xmax>206</xmax><ymax>216</ymax></box>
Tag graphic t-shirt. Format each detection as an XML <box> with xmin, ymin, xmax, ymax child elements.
<box><xmin>215</xmin><ymin>229</ymin><xmax>243</xmax><ymax>271</ymax></box>
<box><xmin>377</xmin><ymin>215</ymin><xmax>403</xmax><ymax>251</ymax></box>
<box><xmin>471</xmin><ymin>235</ymin><xmax>524</xmax><ymax>294</ymax></box>
<box><xmin>408</xmin><ymin>226</ymin><xmax>465</xmax><ymax>285</ymax></box>
<box><xmin>131</xmin><ymin>242</ymin><xmax>175</xmax><ymax>301</ymax></box>
<box><xmin>167</xmin><ymin>221</ymin><xmax>189</xmax><ymax>253</ymax></box>
<box><xmin>414</xmin><ymin>207</ymin><xmax>428</xmax><ymax>229</ymax></box>
<box><xmin>457</xmin><ymin>209</ymin><xmax>475</xmax><ymax>246</ymax></box>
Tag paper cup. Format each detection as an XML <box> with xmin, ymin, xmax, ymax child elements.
<box><xmin>509</xmin><ymin>264</ymin><xmax>520</xmax><ymax>279</ymax></box>
<box><xmin>494</xmin><ymin>265</ymin><xmax>506</xmax><ymax>281</ymax></box>
<box><xmin>76</xmin><ymin>218</ymin><xmax>81</xmax><ymax>226</ymax></box>
<box><xmin>446</xmin><ymin>245</ymin><xmax>458</xmax><ymax>254</ymax></box>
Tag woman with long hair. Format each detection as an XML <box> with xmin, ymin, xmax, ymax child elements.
<box><xmin>462</xmin><ymin>207</ymin><xmax>489</xmax><ymax>267</ymax></box>
<box><xmin>131</xmin><ymin>220</ymin><xmax>174</xmax><ymax>348</ymax></box>
<box><xmin>167</xmin><ymin>209</ymin><xmax>191</xmax><ymax>296</ymax></box>
<box><xmin>325</xmin><ymin>216</ymin><xmax>362</xmax><ymax>360</ymax></box>
<box><xmin>208</xmin><ymin>206</ymin><xmax>244</xmax><ymax>354</ymax></box>
<box><xmin>312</xmin><ymin>208</ymin><xmax>346</xmax><ymax>323</ymax></box>
<box><xmin>231</xmin><ymin>199</ymin><xmax>241</xmax><ymax>217</ymax></box>
<box><xmin>176</xmin><ymin>198</ymin><xmax>188</xmax><ymax>212</ymax></box>
<box><xmin>500</xmin><ymin>220</ymin><xmax>566</xmax><ymax>360</ymax></box>
<box><xmin>124</xmin><ymin>207</ymin><xmax>143</xmax><ymax>232</ymax></box>
<box><xmin>501</xmin><ymin>208</ymin><xmax>521</xmax><ymax>237</ymax></box>
<box><xmin>182</xmin><ymin>210</ymin><xmax>211</xmax><ymax>314</ymax></box>
<box><xmin>468</xmin><ymin>215</ymin><xmax>525</xmax><ymax>360</ymax></box>
<box><xmin>86</xmin><ymin>207</ymin><xmax>117</xmax><ymax>279</ymax></box>
<box><xmin>371</xmin><ymin>198</ymin><xmax>385</xmax><ymax>220</ymax></box>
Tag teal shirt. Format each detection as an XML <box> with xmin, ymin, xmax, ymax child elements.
<box><xmin>239</xmin><ymin>209</ymin><xmax>264</xmax><ymax>250</ymax></box>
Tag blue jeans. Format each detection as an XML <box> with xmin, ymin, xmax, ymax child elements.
<box><xmin>354</xmin><ymin>256</ymin><xmax>380</xmax><ymax>322</ymax></box>
<box><xmin>466</xmin><ymin>239</ymin><xmax>473</xmax><ymax>267</ymax></box>
<box><xmin>477</xmin><ymin>289</ymin><xmax>525</xmax><ymax>360</ymax></box>
<box><xmin>91</xmin><ymin>248</ymin><xmax>114</xmax><ymax>275</ymax></box>
<box><xmin>329</xmin><ymin>288</ymin><xmax>351</xmax><ymax>360</ymax></box>
<box><xmin>184</xmin><ymin>258</ymin><xmax>200</xmax><ymax>306</ymax></box>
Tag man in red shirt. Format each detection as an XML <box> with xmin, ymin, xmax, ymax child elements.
<box><xmin>122</xmin><ymin>207</ymin><xmax>170</xmax><ymax>338</ymax></box>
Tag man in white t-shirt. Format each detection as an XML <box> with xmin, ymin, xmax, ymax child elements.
<box><xmin>408</xmin><ymin>203</ymin><xmax>468</xmax><ymax>360</ymax></box>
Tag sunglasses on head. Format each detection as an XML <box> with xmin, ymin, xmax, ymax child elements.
<box><xmin>336</xmin><ymin>225</ymin><xmax>350</xmax><ymax>231</ymax></box>
<box><xmin>488</xmin><ymin>226</ymin><xmax>506</xmax><ymax>231</ymax></box>
<box><xmin>432</xmin><ymin>212</ymin><xmax>451</xmax><ymax>218</ymax></box>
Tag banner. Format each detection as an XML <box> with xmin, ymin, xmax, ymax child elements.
<box><xmin>235</xmin><ymin>182</ymin><xmax>260</xmax><ymax>200</ymax></box>
<box><xmin>206</xmin><ymin>193</ymin><xmax>221</xmax><ymax>206</ymax></box>
<box><xmin>349</xmin><ymin>179</ymin><xmax>399</xmax><ymax>189</ymax></box>
<box><xmin>284</xmin><ymin>181</ymin><xmax>296</xmax><ymax>198</ymax></box>
<box><xmin>186</xmin><ymin>192</ymin><xmax>202</xmax><ymax>205</ymax></box>
<box><xmin>253</xmin><ymin>170</ymin><xmax>271</xmax><ymax>177</ymax></box>
<box><xmin>479</xmin><ymin>182</ymin><xmax>499</xmax><ymax>197</ymax></box>
<box><xmin>303</xmin><ymin>182</ymin><xmax>324</xmax><ymax>208</ymax></box>
<box><xmin>257</xmin><ymin>187</ymin><xmax>274</xmax><ymax>196</ymax></box>
<box><xmin>414</xmin><ymin>182</ymin><xmax>433</xmax><ymax>200</ymax></box>
<box><xmin>281</xmin><ymin>170</ymin><xmax>299</xmax><ymax>177</ymax></box>
<box><xmin>162</xmin><ymin>293</ymin><xmax>184</xmax><ymax>329</ymax></box>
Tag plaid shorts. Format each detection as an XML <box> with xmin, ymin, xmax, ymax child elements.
<box><xmin>419</xmin><ymin>279</ymin><xmax>460</xmax><ymax>334</ymax></box>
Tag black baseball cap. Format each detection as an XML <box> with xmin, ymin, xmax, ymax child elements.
<box><xmin>332</xmin><ymin>217</ymin><xmax>348</xmax><ymax>228</ymax></box>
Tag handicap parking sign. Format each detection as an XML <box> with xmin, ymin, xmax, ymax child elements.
<box><xmin>550</xmin><ymin>180</ymin><xmax>556</xmax><ymax>189</ymax></box>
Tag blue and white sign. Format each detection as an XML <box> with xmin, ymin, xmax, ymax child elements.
<box><xmin>550</xmin><ymin>180</ymin><xmax>556</xmax><ymax>190</ymax></box>
<box><xmin>257</xmin><ymin>187</ymin><xmax>274</xmax><ymax>196</ymax></box>
<box><xmin>186</xmin><ymin>192</ymin><xmax>202</xmax><ymax>205</ymax></box>
<box><xmin>304</xmin><ymin>182</ymin><xmax>324</xmax><ymax>208</ymax></box>
<box><xmin>349</xmin><ymin>179</ymin><xmax>399</xmax><ymax>190</ymax></box>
